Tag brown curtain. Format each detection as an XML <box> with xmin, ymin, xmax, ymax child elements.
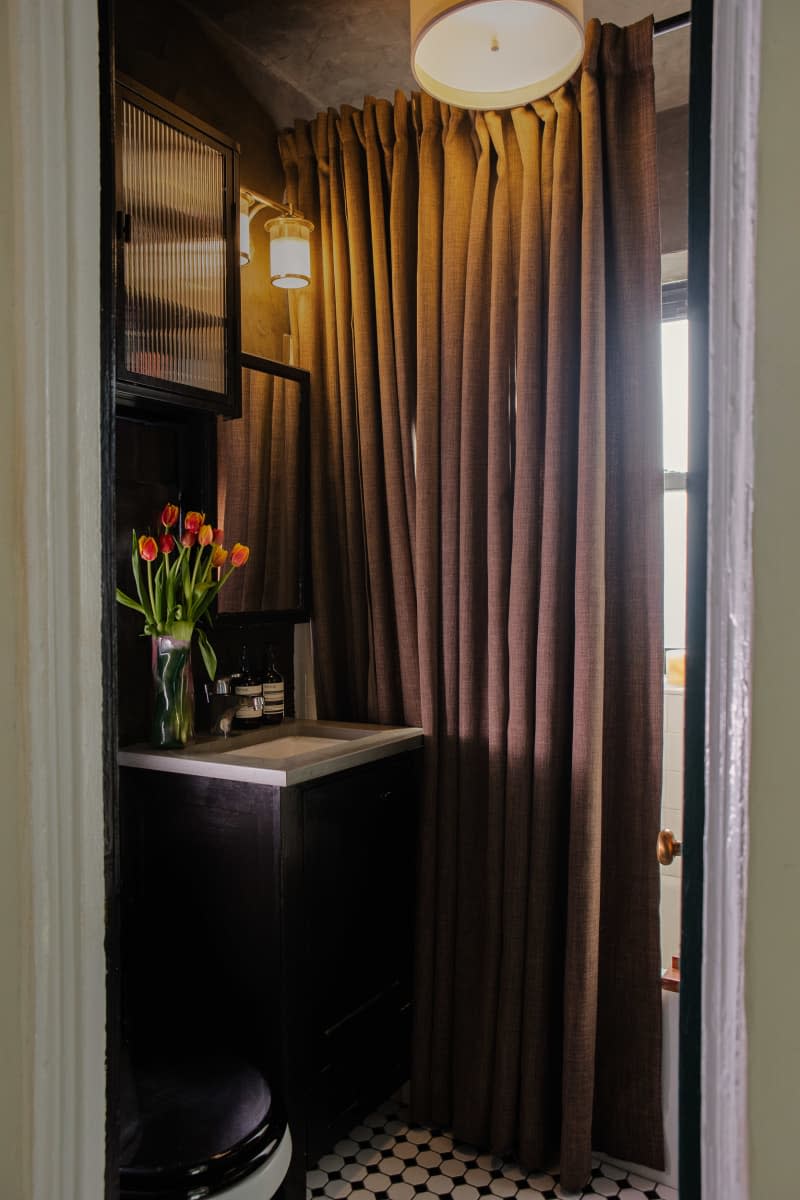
<box><xmin>218</xmin><ymin>365</ymin><xmax>302</xmax><ymax>612</ymax></box>
<box><xmin>279</xmin><ymin>17</ymin><xmax>664</xmax><ymax>1191</ymax></box>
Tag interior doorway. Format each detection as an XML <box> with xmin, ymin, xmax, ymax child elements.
<box><xmin>1</xmin><ymin>0</ymin><xmax>761</xmax><ymax>1194</ymax></box>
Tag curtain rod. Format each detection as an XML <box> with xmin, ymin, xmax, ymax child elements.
<box><xmin>653</xmin><ymin>10</ymin><xmax>691</xmax><ymax>37</ymax></box>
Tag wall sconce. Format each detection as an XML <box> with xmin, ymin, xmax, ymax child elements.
<box><xmin>240</xmin><ymin>189</ymin><xmax>314</xmax><ymax>289</ymax></box>
<box><xmin>410</xmin><ymin>0</ymin><xmax>584</xmax><ymax>110</ymax></box>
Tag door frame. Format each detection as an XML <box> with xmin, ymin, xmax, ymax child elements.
<box><xmin>4</xmin><ymin>0</ymin><xmax>107</xmax><ymax>1196</ymax></box>
<box><xmin>692</xmin><ymin>0</ymin><xmax>761</xmax><ymax>1197</ymax></box>
<box><xmin>4</xmin><ymin>0</ymin><xmax>760</xmax><ymax>1195</ymax></box>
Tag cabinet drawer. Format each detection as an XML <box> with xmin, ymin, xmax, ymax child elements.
<box><xmin>304</xmin><ymin>993</ymin><xmax>412</xmax><ymax>1167</ymax></box>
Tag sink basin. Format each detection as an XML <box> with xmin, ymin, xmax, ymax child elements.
<box><xmin>223</xmin><ymin>735</ymin><xmax>348</xmax><ymax>760</ymax></box>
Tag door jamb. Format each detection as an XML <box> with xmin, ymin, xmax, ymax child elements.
<box><xmin>698</xmin><ymin>0</ymin><xmax>761</xmax><ymax>1197</ymax></box>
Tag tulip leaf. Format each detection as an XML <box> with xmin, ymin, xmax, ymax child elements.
<box><xmin>196</xmin><ymin>627</ymin><xmax>217</xmax><ymax>681</ymax></box>
<box><xmin>166</xmin><ymin>555</ymin><xmax>177</xmax><ymax>621</ymax></box>
<box><xmin>191</xmin><ymin>580</ymin><xmax>224</xmax><ymax>624</ymax></box>
<box><xmin>154</xmin><ymin>559</ymin><xmax>165</xmax><ymax>628</ymax></box>
<box><xmin>181</xmin><ymin>554</ymin><xmax>191</xmax><ymax>611</ymax></box>
<box><xmin>115</xmin><ymin>588</ymin><xmax>146</xmax><ymax>615</ymax></box>
<box><xmin>130</xmin><ymin>530</ymin><xmax>148</xmax><ymax>618</ymax></box>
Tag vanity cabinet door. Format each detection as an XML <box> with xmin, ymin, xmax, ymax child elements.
<box><xmin>299</xmin><ymin>756</ymin><xmax>418</xmax><ymax>1164</ymax></box>
<box><xmin>115</xmin><ymin>77</ymin><xmax>241</xmax><ymax>417</ymax></box>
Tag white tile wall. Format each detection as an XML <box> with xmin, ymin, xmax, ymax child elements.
<box><xmin>660</xmin><ymin>686</ymin><xmax>685</xmax><ymax>970</ymax></box>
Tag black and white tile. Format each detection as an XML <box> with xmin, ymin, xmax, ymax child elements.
<box><xmin>306</xmin><ymin>1095</ymin><xmax>677</xmax><ymax>1200</ymax></box>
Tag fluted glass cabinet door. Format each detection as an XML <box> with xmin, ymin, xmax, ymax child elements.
<box><xmin>115</xmin><ymin>79</ymin><xmax>241</xmax><ymax>417</ymax></box>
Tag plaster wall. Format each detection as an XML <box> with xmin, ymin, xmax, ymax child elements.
<box><xmin>657</xmin><ymin>104</ymin><xmax>689</xmax><ymax>256</ymax></box>
<box><xmin>0</xmin><ymin>3</ymin><xmax>32</xmax><ymax>1195</ymax></box>
<box><xmin>748</xmin><ymin>0</ymin><xmax>800</xmax><ymax>1190</ymax></box>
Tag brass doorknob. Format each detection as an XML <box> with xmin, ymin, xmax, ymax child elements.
<box><xmin>657</xmin><ymin>828</ymin><xmax>682</xmax><ymax>866</ymax></box>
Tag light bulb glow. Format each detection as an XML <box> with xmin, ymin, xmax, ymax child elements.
<box><xmin>267</xmin><ymin>216</ymin><xmax>314</xmax><ymax>289</ymax></box>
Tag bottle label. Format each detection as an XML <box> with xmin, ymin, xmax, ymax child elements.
<box><xmin>235</xmin><ymin>682</ymin><xmax>263</xmax><ymax>721</ymax></box>
<box><xmin>262</xmin><ymin>682</ymin><xmax>284</xmax><ymax>714</ymax></box>
<box><xmin>236</xmin><ymin>706</ymin><xmax>261</xmax><ymax>721</ymax></box>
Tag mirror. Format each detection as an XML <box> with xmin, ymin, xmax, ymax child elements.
<box><xmin>216</xmin><ymin>354</ymin><xmax>310</xmax><ymax>618</ymax></box>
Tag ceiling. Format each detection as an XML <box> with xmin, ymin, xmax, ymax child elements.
<box><xmin>185</xmin><ymin>0</ymin><xmax>690</xmax><ymax>130</ymax></box>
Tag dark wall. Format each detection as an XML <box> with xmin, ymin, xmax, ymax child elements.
<box><xmin>657</xmin><ymin>104</ymin><xmax>689</xmax><ymax>257</ymax></box>
<box><xmin>114</xmin><ymin>0</ymin><xmax>296</xmax><ymax>745</ymax></box>
<box><xmin>116</xmin><ymin>0</ymin><xmax>289</xmax><ymax>362</ymax></box>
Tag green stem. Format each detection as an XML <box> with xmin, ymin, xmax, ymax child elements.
<box><xmin>146</xmin><ymin>559</ymin><xmax>158</xmax><ymax>630</ymax></box>
<box><xmin>189</xmin><ymin>543</ymin><xmax>204</xmax><ymax>606</ymax></box>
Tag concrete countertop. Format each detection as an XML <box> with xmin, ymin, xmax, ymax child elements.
<box><xmin>118</xmin><ymin>718</ymin><xmax>424</xmax><ymax>788</ymax></box>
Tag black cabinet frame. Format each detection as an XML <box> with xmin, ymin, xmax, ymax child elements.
<box><xmin>114</xmin><ymin>75</ymin><xmax>242</xmax><ymax>419</ymax></box>
<box><xmin>213</xmin><ymin>353</ymin><xmax>312</xmax><ymax>624</ymax></box>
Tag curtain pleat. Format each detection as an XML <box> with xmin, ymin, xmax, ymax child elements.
<box><xmin>593</xmin><ymin>20</ymin><xmax>665</xmax><ymax>1171</ymax></box>
<box><xmin>279</xmin><ymin>18</ymin><xmax>664</xmax><ymax>1189</ymax></box>
<box><xmin>217</xmin><ymin>366</ymin><xmax>302</xmax><ymax>613</ymax></box>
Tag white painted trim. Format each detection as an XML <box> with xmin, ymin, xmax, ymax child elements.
<box><xmin>703</xmin><ymin>1</ymin><xmax>761</xmax><ymax>1197</ymax></box>
<box><xmin>6</xmin><ymin>0</ymin><xmax>106</xmax><ymax>1196</ymax></box>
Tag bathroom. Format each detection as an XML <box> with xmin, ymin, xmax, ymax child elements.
<box><xmin>10</xmin><ymin>0</ymin><xmax>800</xmax><ymax>1190</ymax></box>
<box><xmin>107</xmin><ymin>2</ymin><xmax>693</xmax><ymax>1200</ymax></box>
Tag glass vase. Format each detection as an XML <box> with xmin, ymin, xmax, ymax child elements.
<box><xmin>150</xmin><ymin>634</ymin><xmax>194</xmax><ymax>749</ymax></box>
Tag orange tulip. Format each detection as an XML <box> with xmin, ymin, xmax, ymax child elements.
<box><xmin>230</xmin><ymin>543</ymin><xmax>250</xmax><ymax>568</ymax></box>
<box><xmin>158</xmin><ymin>533</ymin><xmax>175</xmax><ymax>555</ymax></box>
<box><xmin>138</xmin><ymin>535</ymin><xmax>158</xmax><ymax>562</ymax></box>
<box><xmin>211</xmin><ymin>545</ymin><xmax>228</xmax><ymax>568</ymax></box>
<box><xmin>213</xmin><ymin>527</ymin><xmax>224</xmax><ymax>544</ymax></box>
<box><xmin>184</xmin><ymin>511</ymin><xmax>204</xmax><ymax>533</ymax></box>
<box><xmin>198</xmin><ymin>524</ymin><xmax>214</xmax><ymax>547</ymax></box>
<box><xmin>181</xmin><ymin>530</ymin><xmax>197</xmax><ymax>548</ymax></box>
<box><xmin>160</xmin><ymin>503</ymin><xmax>179</xmax><ymax>529</ymax></box>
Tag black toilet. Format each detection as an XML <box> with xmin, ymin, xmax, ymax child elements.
<box><xmin>120</xmin><ymin>1046</ymin><xmax>292</xmax><ymax>1199</ymax></box>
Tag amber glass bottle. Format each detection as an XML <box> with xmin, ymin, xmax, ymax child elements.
<box><xmin>261</xmin><ymin>645</ymin><xmax>285</xmax><ymax>725</ymax></box>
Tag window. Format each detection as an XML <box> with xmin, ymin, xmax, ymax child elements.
<box><xmin>662</xmin><ymin>285</ymin><xmax>689</xmax><ymax>662</ymax></box>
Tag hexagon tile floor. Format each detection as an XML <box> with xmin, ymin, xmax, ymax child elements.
<box><xmin>306</xmin><ymin>1093</ymin><xmax>677</xmax><ymax>1200</ymax></box>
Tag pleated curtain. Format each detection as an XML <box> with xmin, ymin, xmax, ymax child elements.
<box><xmin>279</xmin><ymin>17</ymin><xmax>664</xmax><ymax>1190</ymax></box>
<box><xmin>217</xmin><ymin>365</ymin><xmax>302</xmax><ymax>613</ymax></box>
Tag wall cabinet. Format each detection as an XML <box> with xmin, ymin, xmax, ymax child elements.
<box><xmin>115</xmin><ymin>77</ymin><xmax>241</xmax><ymax>417</ymax></box>
<box><xmin>119</xmin><ymin>749</ymin><xmax>420</xmax><ymax>1200</ymax></box>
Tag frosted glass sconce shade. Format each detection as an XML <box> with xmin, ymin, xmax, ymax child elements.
<box><xmin>267</xmin><ymin>216</ymin><xmax>314</xmax><ymax>290</ymax></box>
<box><xmin>240</xmin><ymin>189</ymin><xmax>314</xmax><ymax>288</ymax></box>
<box><xmin>240</xmin><ymin>209</ymin><xmax>251</xmax><ymax>267</ymax></box>
<box><xmin>410</xmin><ymin>0</ymin><xmax>584</xmax><ymax>110</ymax></box>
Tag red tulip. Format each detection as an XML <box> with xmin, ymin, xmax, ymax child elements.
<box><xmin>211</xmin><ymin>545</ymin><xmax>228</xmax><ymax>568</ymax></box>
<box><xmin>160</xmin><ymin>503</ymin><xmax>179</xmax><ymax>529</ymax></box>
<box><xmin>184</xmin><ymin>511</ymin><xmax>204</xmax><ymax>533</ymax></box>
<box><xmin>198</xmin><ymin>524</ymin><xmax>214</xmax><ymax>547</ymax></box>
<box><xmin>158</xmin><ymin>533</ymin><xmax>175</xmax><ymax>555</ymax></box>
<box><xmin>213</xmin><ymin>527</ymin><xmax>224</xmax><ymax>544</ymax></box>
<box><xmin>181</xmin><ymin>530</ymin><xmax>197</xmax><ymax>548</ymax></box>
<box><xmin>138</xmin><ymin>535</ymin><xmax>158</xmax><ymax>562</ymax></box>
<box><xmin>230</xmin><ymin>543</ymin><xmax>250</xmax><ymax>568</ymax></box>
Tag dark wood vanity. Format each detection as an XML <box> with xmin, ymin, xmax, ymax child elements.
<box><xmin>119</xmin><ymin>733</ymin><xmax>421</xmax><ymax>1200</ymax></box>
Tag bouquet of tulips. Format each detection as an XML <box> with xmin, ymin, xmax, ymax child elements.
<box><xmin>116</xmin><ymin>502</ymin><xmax>250</xmax><ymax>682</ymax></box>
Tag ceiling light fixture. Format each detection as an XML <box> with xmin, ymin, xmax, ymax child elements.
<box><xmin>410</xmin><ymin>0</ymin><xmax>584</xmax><ymax>111</ymax></box>
<box><xmin>240</xmin><ymin>189</ymin><xmax>314</xmax><ymax>289</ymax></box>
